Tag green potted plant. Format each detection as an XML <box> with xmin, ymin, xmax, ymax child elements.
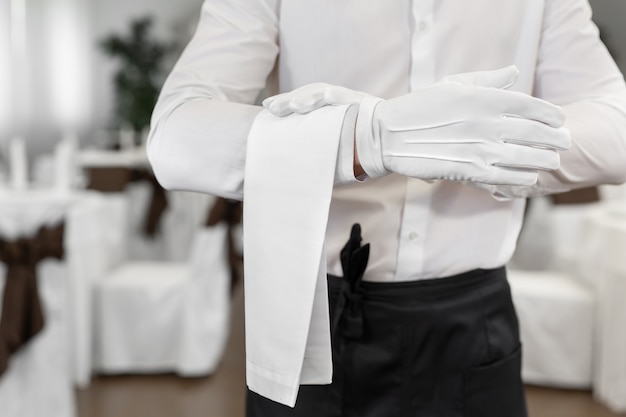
<box><xmin>99</xmin><ymin>16</ymin><xmax>174</xmax><ymax>146</ymax></box>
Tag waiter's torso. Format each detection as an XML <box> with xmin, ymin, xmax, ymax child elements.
<box><xmin>273</xmin><ymin>0</ymin><xmax>541</xmax><ymax>281</ymax></box>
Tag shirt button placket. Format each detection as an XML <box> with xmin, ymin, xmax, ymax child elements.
<box><xmin>410</xmin><ymin>0</ymin><xmax>435</xmax><ymax>90</ymax></box>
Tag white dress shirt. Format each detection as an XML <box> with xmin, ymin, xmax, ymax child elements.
<box><xmin>148</xmin><ymin>0</ymin><xmax>626</xmax><ymax>406</ymax></box>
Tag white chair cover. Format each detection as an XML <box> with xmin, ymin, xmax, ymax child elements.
<box><xmin>508</xmin><ymin>269</ymin><xmax>594</xmax><ymax>388</ymax></box>
<box><xmin>94</xmin><ymin>223</ymin><xmax>231</xmax><ymax>376</ymax></box>
<box><xmin>0</xmin><ymin>260</ymin><xmax>76</xmax><ymax>417</ymax></box>
<box><xmin>509</xmin><ymin>194</ymin><xmax>626</xmax><ymax>413</ymax></box>
<box><xmin>579</xmin><ymin>205</ymin><xmax>626</xmax><ymax>413</ymax></box>
<box><xmin>0</xmin><ymin>191</ymin><xmax>75</xmax><ymax>417</ymax></box>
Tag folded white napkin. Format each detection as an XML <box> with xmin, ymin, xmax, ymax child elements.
<box><xmin>243</xmin><ymin>105</ymin><xmax>350</xmax><ymax>407</ymax></box>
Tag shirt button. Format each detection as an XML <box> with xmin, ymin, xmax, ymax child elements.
<box><xmin>418</xmin><ymin>21</ymin><xmax>427</xmax><ymax>31</ymax></box>
<box><xmin>408</xmin><ymin>232</ymin><xmax>418</xmax><ymax>241</ymax></box>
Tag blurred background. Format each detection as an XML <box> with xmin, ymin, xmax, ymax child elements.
<box><xmin>0</xmin><ymin>0</ymin><xmax>203</xmax><ymax>156</ymax></box>
<box><xmin>0</xmin><ymin>0</ymin><xmax>626</xmax><ymax>416</ymax></box>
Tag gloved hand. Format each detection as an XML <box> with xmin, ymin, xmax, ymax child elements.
<box><xmin>263</xmin><ymin>83</ymin><xmax>370</xmax><ymax>116</ymax></box>
<box><xmin>263</xmin><ymin>67</ymin><xmax>571</xmax><ymax>186</ymax></box>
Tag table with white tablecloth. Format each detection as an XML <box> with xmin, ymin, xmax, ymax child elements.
<box><xmin>0</xmin><ymin>188</ymin><xmax>127</xmax><ymax>417</ymax></box>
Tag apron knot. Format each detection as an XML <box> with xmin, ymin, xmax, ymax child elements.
<box><xmin>332</xmin><ymin>224</ymin><xmax>369</xmax><ymax>340</ymax></box>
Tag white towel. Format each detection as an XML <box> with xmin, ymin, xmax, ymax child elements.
<box><xmin>243</xmin><ymin>105</ymin><xmax>350</xmax><ymax>407</ymax></box>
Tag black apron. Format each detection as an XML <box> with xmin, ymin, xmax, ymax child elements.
<box><xmin>247</xmin><ymin>225</ymin><xmax>527</xmax><ymax>417</ymax></box>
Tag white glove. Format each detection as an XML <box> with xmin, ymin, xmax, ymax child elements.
<box><xmin>263</xmin><ymin>83</ymin><xmax>370</xmax><ymax>116</ymax></box>
<box><xmin>263</xmin><ymin>67</ymin><xmax>571</xmax><ymax>186</ymax></box>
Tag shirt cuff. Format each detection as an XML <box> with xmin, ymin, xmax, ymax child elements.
<box><xmin>334</xmin><ymin>103</ymin><xmax>363</xmax><ymax>185</ymax></box>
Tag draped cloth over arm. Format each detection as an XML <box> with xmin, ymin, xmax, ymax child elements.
<box><xmin>243</xmin><ymin>105</ymin><xmax>351</xmax><ymax>407</ymax></box>
<box><xmin>0</xmin><ymin>223</ymin><xmax>65</xmax><ymax>377</ymax></box>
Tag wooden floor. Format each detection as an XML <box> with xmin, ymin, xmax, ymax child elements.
<box><xmin>77</xmin><ymin>282</ymin><xmax>625</xmax><ymax>417</ymax></box>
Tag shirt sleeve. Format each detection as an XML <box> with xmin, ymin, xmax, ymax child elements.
<box><xmin>146</xmin><ymin>0</ymin><xmax>280</xmax><ymax>200</ymax></box>
<box><xmin>486</xmin><ymin>0</ymin><xmax>626</xmax><ymax>199</ymax></box>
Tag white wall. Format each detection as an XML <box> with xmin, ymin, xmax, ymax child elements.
<box><xmin>0</xmin><ymin>1</ymin><xmax>12</xmax><ymax>143</ymax></box>
<box><xmin>0</xmin><ymin>0</ymin><xmax>203</xmax><ymax>158</ymax></box>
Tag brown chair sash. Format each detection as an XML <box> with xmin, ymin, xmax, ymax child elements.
<box><xmin>549</xmin><ymin>186</ymin><xmax>600</xmax><ymax>205</ymax></box>
<box><xmin>0</xmin><ymin>222</ymin><xmax>65</xmax><ymax>377</ymax></box>
<box><xmin>205</xmin><ymin>197</ymin><xmax>243</xmax><ymax>292</ymax></box>
<box><xmin>86</xmin><ymin>167</ymin><xmax>167</xmax><ymax>237</ymax></box>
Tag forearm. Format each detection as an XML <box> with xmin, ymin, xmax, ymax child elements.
<box><xmin>148</xmin><ymin>95</ymin><xmax>364</xmax><ymax>200</ymax></box>
<box><xmin>148</xmin><ymin>98</ymin><xmax>262</xmax><ymax>200</ymax></box>
<box><xmin>541</xmin><ymin>96</ymin><xmax>626</xmax><ymax>189</ymax></box>
<box><xmin>146</xmin><ymin>0</ymin><xmax>281</xmax><ymax>199</ymax></box>
<box><xmin>481</xmin><ymin>95</ymin><xmax>626</xmax><ymax>200</ymax></box>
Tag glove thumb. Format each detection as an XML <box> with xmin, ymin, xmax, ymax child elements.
<box><xmin>441</xmin><ymin>65</ymin><xmax>519</xmax><ymax>90</ymax></box>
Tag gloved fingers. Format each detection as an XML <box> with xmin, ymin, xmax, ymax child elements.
<box><xmin>288</xmin><ymin>95</ymin><xmax>330</xmax><ymax>114</ymax></box>
<box><xmin>441</xmin><ymin>65</ymin><xmax>519</xmax><ymax>89</ymax></box>
<box><xmin>481</xmin><ymin>167</ymin><xmax>539</xmax><ymax>186</ymax></box>
<box><xmin>436</xmin><ymin>85</ymin><xmax>566</xmax><ymax>129</ymax></box>
<box><xmin>323</xmin><ymin>86</ymin><xmax>370</xmax><ymax>105</ymax></box>
<box><xmin>289</xmin><ymin>86</ymin><xmax>367</xmax><ymax>113</ymax></box>
<box><xmin>494</xmin><ymin>142</ymin><xmax>561</xmax><ymax>171</ymax></box>
<box><xmin>383</xmin><ymin>154</ymin><xmax>540</xmax><ymax>186</ymax></box>
<box><xmin>495</xmin><ymin>91</ymin><xmax>566</xmax><ymax>128</ymax></box>
<box><xmin>262</xmin><ymin>83</ymin><xmax>329</xmax><ymax>116</ymax></box>
<box><xmin>264</xmin><ymin>96</ymin><xmax>322</xmax><ymax>116</ymax></box>
<box><xmin>261</xmin><ymin>83</ymin><xmax>326</xmax><ymax>108</ymax></box>
<box><xmin>263</xmin><ymin>83</ymin><xmax>367</xmax><ymax>117</ymax></box>
<box><xmin>494</xmin><ymin>118</ymin><xmax>572</xmax><ymax>151</ymax></box>
<box><xmin>261</xmin><ymin>95</ymin><xmax>281</xmax><ymax>112</ymax></box>
<box><xmin>386</xmin><ymin>138</ymin><xmax>560</xmax><ymax>172</ymax></box>
<box><xmin>387</xmin><ymin>117</ymin><xmax>570</xmax><ymax>152</ymax></box>
<box><xmin>263</xmin><ymin>93</ymin><xmax>325</xmax><ymax>116</ymax></box>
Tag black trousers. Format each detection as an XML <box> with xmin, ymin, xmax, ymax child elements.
<box><xmin>246</xmin><ymin>267</ymin><xmax>527</xmax><ymax>417</ymax></box>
